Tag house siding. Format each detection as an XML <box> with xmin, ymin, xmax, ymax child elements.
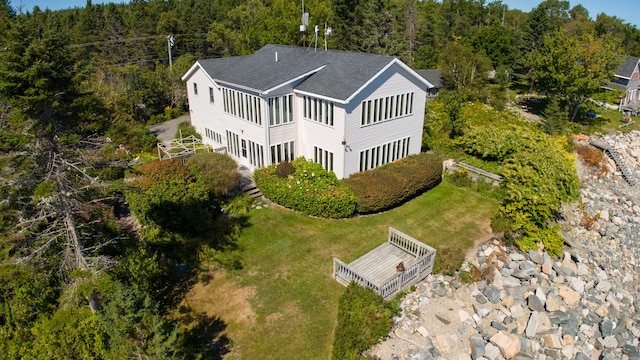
<box><xmin>183</xmin><ymin>50</ymin><xmax>428</xmax><ymax>179</ymax></box>
<box><xmin>342</xmin><ymin>65</ymin><xmax>426</xmax><ymax>178</ymax></box>
<box><xmin>186</xmin><ymin>67</ymin><xmax>268</xmax><ymax>168</ymax></box>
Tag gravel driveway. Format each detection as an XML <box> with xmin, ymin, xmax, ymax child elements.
<box><xmin>148</xmin><ymin>114</ymin><xmax>191</xmax><ymax>143</ymax></box>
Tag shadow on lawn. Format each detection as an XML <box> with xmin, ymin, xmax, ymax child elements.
<box><xmin>178</xmin><ymin>310</ymin><xmax>232</xmax><ymax>359</ymax></box>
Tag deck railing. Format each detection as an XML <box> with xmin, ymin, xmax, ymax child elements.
<box><xmin>388</xmin><ymin>227</ymin><xmax>434</xmax><ymax>258</ymax></box>
<box><xmin>332</xmin><ymin>257</ymin><xmax>380</xmax><ymax>292</ymax></box>
<box><xmin>333</xmin><ymin>227</ymin><xmax>436</xmax><ymax>300</ymax></box>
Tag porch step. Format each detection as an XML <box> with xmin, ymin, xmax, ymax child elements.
<box><xmin>241</xmin><ymin>183</ymin><xmax>263</xmax><ymax>199</ymax></box>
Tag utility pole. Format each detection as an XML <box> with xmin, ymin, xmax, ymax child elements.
<box><xmin>166</xmin><ymin>35</ymin><xmax>175</xmax><ymax>71</ymax></box>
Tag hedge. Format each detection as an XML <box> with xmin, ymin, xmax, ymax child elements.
<box><xmin>342</xmin><ymin>153</ymin><xmax>443</xmax><ymax>214</ymax></box>
<box><xmin>332</xmin><ymin>283</ymin><xmax>399</xmax><ymax>360</ymax></box>
<box><xmin>253</xmin><ymin>158</ymin><xmax>357</xmax><ymax>219</ymax></box>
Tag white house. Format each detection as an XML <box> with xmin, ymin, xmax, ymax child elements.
<box><xmin>607</xmin><ymin>57</ymin><xmax>640</xmax><ymax>115</ymax></box>
<box><xmin>181</xmin><ymin>44</ymin><xmax>433</xmax><ymax>179</ymax></box>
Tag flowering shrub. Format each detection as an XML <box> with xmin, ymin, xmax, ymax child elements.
<box><xmin>254</xmin><ymin>158</ymin><xmax>357</xmax><ymax>219</ymax></box>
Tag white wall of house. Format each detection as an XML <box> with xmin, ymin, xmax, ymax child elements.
<box><xmin>184</xmin><ymin>60</ymin><xmax>427</xmax><ymax>179</ymax></box>
<box><xmin>342</xmin><ymin>64</ymin><xmax>426</xmax><ymax>178</ymax></box>
<box><xmin>186</xmin><ymin>66</ymin><xmax>268</xmax><ymax>169</ymax></box>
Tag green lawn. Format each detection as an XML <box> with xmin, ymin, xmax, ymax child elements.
<box><xmin>191</xmin><ymin>182</ymin><xmax>497</xmax><ymax>359</ymax></box>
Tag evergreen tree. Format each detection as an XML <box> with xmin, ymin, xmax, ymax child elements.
<box><xmin>542</xmin><ymin>98</ymin><xmax>566</xmax><ymax>135</ymax></box>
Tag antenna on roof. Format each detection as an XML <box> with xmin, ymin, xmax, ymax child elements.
<box><xmin>313</xmin><ymin>25</ymin><xmax>319</xmax><ymax>52</ymax></box>
<box><xmin>324</xmin><ymin>24</ymin><xmax>332</xmax><ymax>51</ymax></box>
<box><xmin>300</xmin><ymin>0</ymin><xmax>309</xmax><ymax>47</ymax></box>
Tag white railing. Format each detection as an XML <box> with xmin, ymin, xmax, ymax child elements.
<box><xmin>333</xmin><ymin>257</ymin><xmax>380</xmax><ymax>292</ymax></box>
<box><xmin>388</xmin><ymin>227</ymin><xmax>435</xmax><ymax>258</ymax></box>
<box><xmin>333</xmin><ymin>227</ymin><xmax>436</xmax><ymax>300</ymax></box>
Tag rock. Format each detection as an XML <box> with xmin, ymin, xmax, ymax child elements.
<box><xmin>417</xmin><ymin>325</ymin><xmax>429</xmax><ymax>337</ymax></box>
<box><xmin>600</xmin><ymin>336</ymin><xmax>618</xmax><ymax>349</ymax></box>
<box><xmin>470</xmin><ymin>336</ymin><xmax>486</xmax><ymax>359</ymax></box>
<box><xmin>484</xmin><ymin>342</ymin><xmax>502</xmax><ymax>360</ymax></box>
<box><xmin>490</xmin><ymin>331</ymin><xmax>521</xmax><ymax>359</ymax></box>
<box><xmin>474</xmin><ymin>304</ymin><xmax>491</xmax><ymax>318</ymax></box>
<box><xmin>491</xmin><ymin>321</ymin><xmax>508</xmax><ymax>331</ymax></box>
<box><xmin>527</xmin><ymin>295</ymin><xmax>545</xmax><ymax>312</ymax></box>
<box><xmin>525</xmin><ymin>311</ymin><xmax>539</xmax><ymax>338</ymax></box>
<box><xmin>528</xmin><ymin>250</ymin><xmax>544</xmax><ymax>265</ymax></box>
<box><xmin>600</xmin><ymin>320</ymin><xmax>615</xmax><ymax>337</ymax></box>
<box><xmin>537</xmin><ymin>311</ymin><xmax>552</xmax><ymax>334</ymax></box>
<box><xmin>541</xmin><ymin>334</ymin><xmax>562</xmax><ymax>349</ymax></box>
<box><xmin>546</xmin><ymin>293</ymin><xmax>562</xmax><ymax>312</ymax></box>
<box><xmin>484</xmin><ymin>287</ymin><xmax>502</xmax><ymax>304</ymax></box>
<box><xmin>458</xmin><ymin>310</ymin><xmax>470</xmax><ymax>323</ymax></box>
<box><xmin>567</xmin><ymin>277</ymin><xmax>585</xmax><ymax>294</ymax></box>
<box><xmin>595</xmin><ymin>280</ymin><xmax>612</xmax><ymax>292</ymax></box>
<box><xmin>557</xmin><ymin>285</ymin><xmax>580</xmax><ymax>308</ymax></box>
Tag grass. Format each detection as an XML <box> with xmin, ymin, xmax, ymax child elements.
<box><xmin>180</xmin><ymin>181</ymin><xmax>497</xmax><ymax>360</ymax></box>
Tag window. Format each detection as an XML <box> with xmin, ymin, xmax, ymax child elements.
<box><xmin>221</xmin><ymin>87</ymin><xmax>262</xmax><ymax>125</ymax></box>
<box><xmin>303</xmin><ymin>96</ymin><xmax>334</xmax><ymax>126</ymax></box>
<box><xmin>193</xmin><ymin>82</ymin><xmax>198</xmax><ymax>95</ymax></box>
<box><xmin>360</xmin><ymin>92</ymin><xmax>415</xmax><ymax>126</ymax></box>
<box><xmin>268</xmin><ymin>95</ymin><xmax>294</xmax><ymax>126</ymax></box>
<box><xmin>270</xmin><ymin>140</ymin><xmax>295</xmax><ymax>164</ymax></box>
<box><xmin>314</xmin><ymin>146</ymin><xmax>334</xmax><ymax>172</ymax></box>
<box><xmin>359</xmin><ymin>137</ymin><xmax>411</xmax><ymax>171</ymax></box>
<box><xmin>209</xmin><ymin>87</ymin><xmax>214</xmax><ymax>103</ymax></box>
<box><xmin>226</xmin><ymin>130</ymin><xmax>240</xmax><ymax>157</ymax></box>
<box><xmin>246</xmin><ymin>140</ymin><xmax>264</xmax><ymax>167</ymax></box>
<box><xmin>204</xmin><ymin>127</ymin><xmax>222</xmax><ymax>144</ymax></box>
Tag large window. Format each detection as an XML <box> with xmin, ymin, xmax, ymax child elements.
<box><xmin>225</xmin><ymin>130</ymin><xmax>240</xmax><ymax>157</ymax></box>
<box><xmin>303</xmin><ymin>96</ymin><xmax>334</xmax><ymax>126</ymax></box>
<box><xmin>247</xmin><ymin>140</ymin><xmax>265</xmax><ymax>167</ymax></box>
<box><xmin>268</xmin><ymin>94</ymin><xmax>293</xmax><ymax>126</ymax></box>
<box><xmin>222</xmin><ymin>87</ymin><xmax>262</xmax><ymax>125</ymax></box>
<box><xmin>314</xmin><ymin>146</ymin><xmax>334</xmax><ymax>172</ymax></box>
<box><xmin>270</xmin><ymin>140</ymin><xmax>295</xmax><ymax>164</ymax></box>
<box><xmin>359</xmin><ymin>137</ymin><xmax>411</xmax><ymax>171</ymax></box>
<box><xmin>204</xmin><ymin>127</ymin><xmax>222</xmax><ymax>144</ymax></box>
<box><xmin>360</xmin><ymin>92</ymin><xmax>414</xmax><ymax>126</ymax></box>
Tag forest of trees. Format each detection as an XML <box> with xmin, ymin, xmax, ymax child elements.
<box><xmin>0</xmin><ymin>0</ymin><xmax>639</xmax><ymax>357</ymax></box>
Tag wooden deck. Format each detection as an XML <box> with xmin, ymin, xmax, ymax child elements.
<box><xmin>347</xmin><ymin>243</ymin><xmax>417</xmax><ymax>285</ymax></box>
<box><xmin>333</xmin><ymin>227</ymin><xmax>436</xmax><ymax>300</ymax></box>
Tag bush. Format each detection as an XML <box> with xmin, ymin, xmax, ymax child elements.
<box><xmin>187</xmin><ymin>152</ymin><xmax>239</xmax><ymax>195</ymax></box>
<box><xmin>275</xmin><ymin>161</ymin><xmax>295</xmax><ymax>178</ymax></box>
<box><xmin>176</xmin><ymin>120</ymin><xmax>201</xmax><ymax>140</ymax></box>
<box><xmin>342</xmin><ymin>153</ymin><xmax>442</xmax><ymax>214</ymax></box>
<box><xmin>332</xmin><ymin>283</ymin><xmax>399</xmax><ymax>360</ymax></box>
<box><xmin>254</xmin><ymin>158</ymin><xmax>357</xmax><ymax>219</ymax></box>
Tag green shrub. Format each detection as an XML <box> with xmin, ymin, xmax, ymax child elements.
<box><xmin>254</xmin><ymin>158</ymin><xmax>357</xmax><ymax>219</ymax></box>
<box><xmin>107</xmin><ymin>118</ymin><xmax>158</xmax><ymax>153</ymax></box>
<box><xmin>175</xmin><ymin>120</ymin><xmax>201</xmax><ymax>140</ymax></box>
<box><xmin>332</xmin><ymin>283</ymin><xmax>399</xmax><ymax>360</ymax></box>
<box><xmin>342</xmin><ymin>153</ymin><xmax>442</xmax><ymax>214</ymax></box>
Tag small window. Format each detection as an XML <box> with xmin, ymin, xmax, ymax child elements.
<box><xmin>209</xmin><ymin>87</ymin><xmax>214</xmax><ymax>103</ymax></box>
<box><xmin>193</xmin><ymin>82</ymin><xmax>198</xmax><ymax>95</ymax></box>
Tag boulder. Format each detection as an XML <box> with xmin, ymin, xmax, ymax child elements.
<box><xmin>490</xmin><ymin>331</ymin><xmax>521</xmax><ymax>359</ymax></box>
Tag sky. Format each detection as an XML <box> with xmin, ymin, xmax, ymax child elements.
<box><xmin>10</xmin><ymin>0</ymin><xmax>640</xmax><ymax>28</ymax></box>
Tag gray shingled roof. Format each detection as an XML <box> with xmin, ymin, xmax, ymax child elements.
<box><xmin>196</xmin><ymin>44</ymin><xmax>398</xmax><ymax>101</ymax></box>
<box><xmin>615</xmin><ymin>57</ymin><xmax>640</xmax><ymax>79</ymax></box>
<box><xmin>415</xmin><ymin>69</ymin><xmax>441</xmax><ymax>88</ymax></box>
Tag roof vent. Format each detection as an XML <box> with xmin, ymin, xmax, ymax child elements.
<box><xmin>275</xmin><ymin>51</ymin><xmax>278</xmax><ymax>62</ymax></box>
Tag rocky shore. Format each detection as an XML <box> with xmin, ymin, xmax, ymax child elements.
<box><xmin>368</xmin><ymin>131</ymin><xmax>640</xmax><ymax>360</ymax></box>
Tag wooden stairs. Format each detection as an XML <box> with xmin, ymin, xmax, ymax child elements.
<box><xmin>589</xmin><ymin>138</ymin><xmax>636</xmax><ymax>186</ymax></box>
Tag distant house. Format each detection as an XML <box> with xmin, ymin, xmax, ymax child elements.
<box><xmin>181</xmin><ymin>44</ymin><xmax>434</xmax><ymax>179</ymax></box>
<box><xmin>606</xmin><ymin>57</ymin><xmax>640</xmax><ymax>115</ymax></box>
<box><xmin>416</xmin><ymin>69</ymin><xmax>442</xmax><ymax>99</ymax></box>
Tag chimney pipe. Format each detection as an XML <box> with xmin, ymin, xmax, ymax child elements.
<box><xmin>275</xmin><ymin>51</ymin><xmax>278</xmax><ymax>62</ymax></box>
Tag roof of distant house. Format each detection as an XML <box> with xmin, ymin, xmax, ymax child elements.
<box><xmin>184</xmin><ymin>44</ymin><xmax>432</xmax><ymax>103</ymax></box>
<box><xmin>614</xmin><ymin>57</ymin><xmax>640</xmax><ymax>79</ymax></box>
<box><xmin>415</xmin><ymin>69</ymin><xmax>442</xmax><ymax>88</ymax></box>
